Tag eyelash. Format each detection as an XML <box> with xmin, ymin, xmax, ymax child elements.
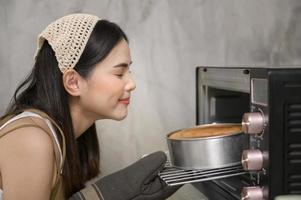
<box><xmin>114</xmin><ymin>70</ymin><xmax>131</xmax><ymax>78</ymax></box>
<box><xmin>116</xmin><ymin>74</ymin><xmax>123</xmax><ymax>77</ymax></box>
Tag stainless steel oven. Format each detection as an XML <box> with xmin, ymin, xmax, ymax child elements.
<box><xmin>192</xmin><ymin>66</ymin><xmax>301</xmax><ymax>200</ymax></box>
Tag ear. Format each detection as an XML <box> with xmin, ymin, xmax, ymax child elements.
<box><xmin>62</xmin><ymin>69</ymin><xmax>84</xmax><ymax>96</ymax></box>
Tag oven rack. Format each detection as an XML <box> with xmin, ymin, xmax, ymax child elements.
<box><xmin>159</xmin><ymin>164</ymin><xmax>247</xmax><ymax>186</ymax></box>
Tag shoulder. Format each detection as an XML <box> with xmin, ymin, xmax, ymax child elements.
<box><xmin>0</xmin><ymin>122</ymin><xmax>55</xmax><ymax>199</ymax></box>
<box><xmin>0</xmin><ymin>118</ymin><xmax>54</xmax><ymax>157</ymax></box>
<box><xmin>0</xmin><ymin>122</ymin><xmax>55</xmax><ymax>170</ymax></box>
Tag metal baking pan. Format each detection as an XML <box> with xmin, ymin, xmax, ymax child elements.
<box><xmin>167</xmin><ymin>123</ymin><xmax>249</xmax><ymax>170</ymax></box>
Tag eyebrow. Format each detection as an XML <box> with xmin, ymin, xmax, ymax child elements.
<box><xmin>113</xmin><ymin>61</ymin><xmax>133</xmax><ymax>68</ymax></box>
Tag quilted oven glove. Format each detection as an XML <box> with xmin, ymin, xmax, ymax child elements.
<box><xmin>69</xmin><ymin>151</ymin><xmax>181</xmax><ymax>200</ymax></box>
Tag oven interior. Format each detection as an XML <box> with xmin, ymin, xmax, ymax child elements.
<box><xmin>195</xmin><ymin>67</ymin><xmax>252</xmax><ymax>199</ymax></box>
<box><xmin>200</xmin><ymin>87</ymin><xmax>249</xmax><ymax>124</ymax></box>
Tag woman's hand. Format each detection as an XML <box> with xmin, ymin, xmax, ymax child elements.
<box><xmin>69</xmin><ymin>151</ymin><xmax>181</xmax><ymax>200</ymax></box>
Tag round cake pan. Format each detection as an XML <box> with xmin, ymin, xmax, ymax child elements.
<box><xmin>167</xmin><ymin>123</ymin><xmax>249</xmax><ymax>170</ymax></box>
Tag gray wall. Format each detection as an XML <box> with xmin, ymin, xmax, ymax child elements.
<box><xmin>1</xmin><ymin>0</ymin><xmax>301</xmax><ymax>199</ymax></box>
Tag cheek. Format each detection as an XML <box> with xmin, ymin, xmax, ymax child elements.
<box><xmin>85</xmin><ymin>76</ymin><xmax>124</xmax><ymax>105</ymax></box>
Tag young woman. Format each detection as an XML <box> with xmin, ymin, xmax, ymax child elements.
<box><xmin>0</xmin><ymin>14</ymin><xmax>179</xmax><ymax>200</ymax></box>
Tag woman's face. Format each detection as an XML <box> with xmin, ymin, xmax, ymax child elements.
<box><xmin>79</xmin><ymin>39</ymin><xmax>136</xmax><ymax>121</ymax></box>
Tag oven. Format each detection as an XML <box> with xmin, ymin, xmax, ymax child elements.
<box><xmin>192</xmin><ymin>66</ymin><xmax>301</xmax><ymax>200</ymax></box>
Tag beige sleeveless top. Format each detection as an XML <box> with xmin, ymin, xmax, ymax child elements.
<box><xmin>0</xmin><ymin>109</ymin><xmax>66</xmax><ymax>200</ymax></box>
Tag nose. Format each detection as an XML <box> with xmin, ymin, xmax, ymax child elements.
<box><xmin>125</xmin><ymin>74</ymin><xmax>136</xmax><ymax>92</ymax></box>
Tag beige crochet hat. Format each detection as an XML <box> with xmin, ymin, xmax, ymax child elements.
<box><xmin>35</xmin><ymin>13</ymin><xmax>100</xmax><ymax>73</ymax></box>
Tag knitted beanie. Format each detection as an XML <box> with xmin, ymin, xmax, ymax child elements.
<box><xmin>34</xmin><ymin>13</ymin><xmax>100</xmax><ymax>73</ymax></box>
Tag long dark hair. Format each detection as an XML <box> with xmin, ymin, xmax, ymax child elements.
<box><xmin>1</xmin><ymin>19</ymin><xmax>128</xmax><ymax>197</ymax></box>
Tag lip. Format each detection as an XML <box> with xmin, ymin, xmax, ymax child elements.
<box><xmin>119</xmin><ymin>97</ymin><xmax>130</xmax><ymax>105</ymax></box>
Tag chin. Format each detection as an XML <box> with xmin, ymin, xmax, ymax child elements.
<box><xmin>111</xmin><ymin>110</ymin><xmax>128</xmax><ymax>121</ymax></box>
<box><xmin>115</xmin><ymin>115</ymin><xmax>127</xmax><ymax>121</ymax></box>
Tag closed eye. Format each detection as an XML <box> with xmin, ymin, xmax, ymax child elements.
<box><xmin>114</xmin><ymin>69</ymin><xmax>131</xmax><ymax>78</ymax></box>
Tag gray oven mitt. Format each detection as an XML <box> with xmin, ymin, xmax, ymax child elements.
<box><xmin>69</xmin><ymin>151</ymin><xmax>181</xmax><ymax>200</ymax></box>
